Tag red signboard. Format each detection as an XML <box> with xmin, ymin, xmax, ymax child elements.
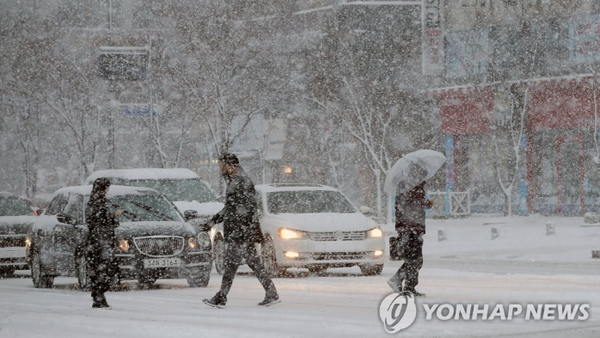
<box><xmin>433</xmin><ymin>87</ymin><xmax>494</xmax><ymax>135</ymax></box>
<box><xmin>527</xmin><ymin>79</ymin><xmax>597</xmax><ymax>131</ymax></box>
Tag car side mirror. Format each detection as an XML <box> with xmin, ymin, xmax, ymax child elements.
<box><xmin>359</xmin><ymin>206</ymin><xmax>377</xmax><ymax>218</ymax></box>
<box><xmin>56</xmin><ymin>213</ymin><xmax>76</xmax><ymax>225</ymax></box>
<box><xmin>184</xmin><ymin>210</ymin><xmax>199</xmax><ymax>222</ymax></box>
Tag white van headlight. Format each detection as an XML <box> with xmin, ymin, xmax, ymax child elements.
<box><xmin>368</xmin><ymin>227</ymin><xmax>383</xmax><ymax>238</ymax></box>
<box><xmin>278</xmin><ymin>228</ymin><xmax>309</xmax><ymax>240</ymax></box>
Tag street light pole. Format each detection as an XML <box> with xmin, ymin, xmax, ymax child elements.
<box><xmin>374</xmin><ymin>169</ymin><xmax>382</xmax><ymax>219</ymax></box>
<box><xmin>108</xmin><ymin>0</ymin><xmax>112</xmax><ymax>30</ymax></box>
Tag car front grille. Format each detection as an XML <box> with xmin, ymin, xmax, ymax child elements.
<box><xmin>0</xmin><ymin>235</ymin><xmax>26</xmax><ymax>248</ymax></box>
<box><xmin>309</xmin><ymin>252</ymin><xmax>369</xmax><ymax>261</ymax></box>
<box><xmin>133</xmin><ymin>236</ymin><xmax>184</xmax><ymax>257</ymax></box>
<box><xmin>310</xmin><ymin>231</ymin><xmax>368</xmax><ymax>242</ymax></box>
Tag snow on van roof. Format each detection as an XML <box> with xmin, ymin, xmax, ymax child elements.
<box><xmin>53</xmin><ymin>185</ymin><xmax>157</xmax><ymax>197</ymax></box>
<box><xmin>85</xmin><ymin>168</ymin><xmax>199</xmax><ymax>183</ymax></box>
<box><xmin>255</xmin><ymin>184</ymin><xmax>339</xmax><ymax>193</ymax></box>
<box><xmin>0</xmin><ymin>192</ymin><xmax>18</xmax><ymax>197</ymax></box>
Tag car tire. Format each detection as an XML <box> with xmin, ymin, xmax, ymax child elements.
<box><xmin>76</xmin><ymin>254</ymin><xmax>90</xmax><ymax>291</ymax></box>
<box><xmin>187</xmin><ymin>267</ymin><xmax>211</xmax><ymax>288</ymax></box>
<box><xmin>213</xmin><ymin>236</ymin><xmax>226</xmax><ymax>275</ymax></box>
<box><xmin>360</xmin><ymin>263</ymin><xmax>383</xmax><ymax>276</ymax></box>
<box><xmin>0</xmin><ymin>267</ymin><xmax>15</xmax><ymax>277</ymax></box>
<box><xmin>261</xmin><ymin>237</ymin><xmax>284</xmax><ymax>278</ymax></box>
<box><xmin>308</xmin><ymin>266</ymin><xmax>327</xmax><ymax>276</ymax></box>
<box><xmin>31</xmin><ymin>250</ymin><xmax>54</xmax><ymax>288</ymax></box>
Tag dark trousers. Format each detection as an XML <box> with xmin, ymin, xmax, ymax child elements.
<box><xmin>218</xmin><ymin>241</ymin><xmax>277</xmax><ymax>297</ymax></box>
<box><xmin>87</xmin><ymin>245</ymin><xmax>116</xmax><ymax>301</ymax></box>
<box><xmin>392</xmin><ymin>232</ymin><xmax>424</xmax><ymax>289</ymax></box>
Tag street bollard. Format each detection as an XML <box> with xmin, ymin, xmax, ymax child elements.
<box><xmin>438</xmin><ymin>230</ymin><xmax>447</xmax><ymax>242</ymax></box>
<box><xmin>491</xmin><ymin>227</ymin><xmax>499</xmax><ymax>240</ymax></box>
<box><xmin>546</xmin><ymin>222</ymin><xmax>555</xmax><ymax>236</ymax></box>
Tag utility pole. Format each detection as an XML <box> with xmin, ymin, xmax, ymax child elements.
<box><xmin>108</xmin><ymin>0</ymin><xmax>112</xmax><ymax>30</ymax></box>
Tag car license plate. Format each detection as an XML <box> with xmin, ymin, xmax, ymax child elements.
<box><xmin>143</xmin><ymin>257</ymin><xmax>181</xmax><ymax>269</ymax></box>
<box><xmin>0</xmin><ymin>247</ymin><xmax>26</xmax><ymax>259</ymax></box>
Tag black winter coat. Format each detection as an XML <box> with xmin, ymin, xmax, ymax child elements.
<box><xmin>85</xmin><ymin>196</ymin><xmax>119</xmax><ymax>277</ymax></box>
<box><xmin>210</xmin><ymin>169</ymin><xmax>263</xmax><ymax>244</ymax></box>
<box><xmin>395</xmin><ymin>181</ymin><xmax>432</xmax><ymax>235</ymax></box>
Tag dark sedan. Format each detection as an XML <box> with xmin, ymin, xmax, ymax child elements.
<box><xmin>0</xmin><ymin>192</ymin><xmax>36</xmax><ymax>276</ymax></box>
<box><xmin>27</xmin><ymin>185</ymin><xmax>212</xmax><ymax>289</ymax></box>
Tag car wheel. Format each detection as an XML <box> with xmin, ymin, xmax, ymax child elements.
<box><xmin>262</xmin><ymin>237</ymin><xmax>283</xmax><ymax>278</ymax></box>
<box><xmin>308</xmin><ymin>266</ymin><xmax>327</xmax><ymax>276</ymax></box>
<box><xmin>213</xmin><ymin>237</ymin><xmax>226</xmax><ymax>275</ymax></box>
<box><xmin>76</xmin><ymin>254</ymin><xmax>90</xmax><ymax>291</ymax></box>
<box><xmin>360</xmin><ymin>263</ymin><xmax>383</xmax><ymax>276</ymax></box>
<box><xmin>187</xmin><ymin>267</ymin><xmax>211</xmax><ymax>288</ymax></box>
<box><xmin>31</xmin><ymin>250</ymin><xmax>54</xmax><ymax>288</ymax></box>
<box><xmin>0</xmin><ymin>267</ymin><xmax>15</xmax><ymax>277</ymax></box>
<box><xmin>110</xmin><ymin>273</ymin><xmax>121</xmax><ymax>289</ymax></box>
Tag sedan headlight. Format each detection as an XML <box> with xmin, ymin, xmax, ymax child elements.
<box><xmin>278</xmin><ymin>227</ymin><xmax>309</xmax><ymax>240</ymax></box>
<box><xmin>197</xmin><ymin>232</ymin><xmax>211</xmax><ymax>248</ymax></box>
<box><xmin>368</xmin><ymin>227</ymin><xmax>383</xmax><ymax>238</ymax></box>
<box><xmin>118</xmin><ymin>239</ymin><xmax>130</xmax><ymax>252</ymax></box>
<box><xmin>188</xmin><ymin>237</ymin><xmax>198</xmax><ymax>249</ymax></box>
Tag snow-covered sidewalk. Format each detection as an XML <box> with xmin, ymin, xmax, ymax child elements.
<box><xmin>385</xmin><ymin>214</ymin><xmax>600</xmax><ymax>264</ymax></box>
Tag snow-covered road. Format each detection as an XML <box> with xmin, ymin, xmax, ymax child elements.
<box><xmin>2</xmin><ymin>215</ymin><xmax>600</xmax><ymax>338</ymax></box>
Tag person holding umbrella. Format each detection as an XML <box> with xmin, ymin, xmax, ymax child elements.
<box><xmin>387</xmin><ymin>163</ymin><xmax>433</xmax><ymax>296</ymax></box>
<box><xmin>383</xmin><ymin>150</ymin><xmax>446</xmax><ymax>297</ymax></box>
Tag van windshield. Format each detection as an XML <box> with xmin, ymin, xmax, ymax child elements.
<box><xmin>267</xmin><ymin>190</ymin><xmax>357</xmax><ymax>214</ymax></box>
<box><xmin>127</xmin><ymin>179</ymin><xmax>217</xmax><ymax>203</ymax></box>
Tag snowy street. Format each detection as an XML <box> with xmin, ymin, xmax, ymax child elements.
<box><xmin>2</xmin><ymin>216</ymin><xmax>600</xmax><ymax>338</ymax></box>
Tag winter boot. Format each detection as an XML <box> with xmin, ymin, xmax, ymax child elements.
<box><xmin>203</xmin><ymin>293</ymin><xmax>227</xmax><ymax>308</ymax></box>
<box><xmin>403</xmin><ymin>287</ymin><xmax>425</xmax><ymax>297</ymax></box>
<box><xmin>258</xmin><ymin>293</ymin><xmax>280</xmax><ymax>307</ymax></box>
<box><xmin>92</xmin><ymin>294</ymin><xmax>110</xmax><ymax>308</ymax></box>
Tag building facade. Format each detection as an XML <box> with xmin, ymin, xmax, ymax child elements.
<box><xmin>429</xmin><ymin>0</ymin><xmax>600</xmax><ymax>215</ymax></box>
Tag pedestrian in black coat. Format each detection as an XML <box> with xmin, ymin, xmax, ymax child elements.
<box><xmin>203</xmin><ymin>153</ymin><xmax>280</xmax><ymax>308</ymax></box>
<box><xmin>388</xmin><ymin>164</ymin><xmax>433</xmax><ymax>297</ymax></box>
<box><xmin>85</xmin><ymin>177</ymin><xmax>122</xmax><ymax>308</ymax></box>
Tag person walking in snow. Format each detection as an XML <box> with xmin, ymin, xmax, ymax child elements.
<box><xmin>387</xmin><ymin>164</ymin><xmax>433</xmax><ymax>297</ymax></box>
<box><xmin>86</xmin><ymin>177</ymin><xmax>122</xmax><ymax>308</ymax></box>
<box><xmin>203</xmin><ymin>153</ymin><xmax>280</xmax><ymax>308</ymax></box>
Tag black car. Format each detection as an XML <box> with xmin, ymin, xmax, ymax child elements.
<box><xmin>0</xmin><ymin>192</ymin><xmax>36</xmax><ymax>276</ymax></box>
<box><xmin>27</xmin><ymin>185</ymin><xmax>212</xmax><ymax>289</ymax></box>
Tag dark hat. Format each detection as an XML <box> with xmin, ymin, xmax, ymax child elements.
<box><xmin>218</xmin><ymin>153</ymin><xmax>239</xmax><ymax>166</ymax></box>
<box><xmin>93</xmin><ymin>177</ymin><xmax>111</xmax><ymax>190</ymax></box>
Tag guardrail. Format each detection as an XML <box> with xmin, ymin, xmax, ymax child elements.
<box><xmin>427</xmin><ymin>190</ymin><xmax>471</xmax><ymax>218</ymax></box>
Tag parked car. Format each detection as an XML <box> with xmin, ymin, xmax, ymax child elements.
<box><xmin>0</xmin><ymin>192</ymin><xmax>36</xmax><ymax>276</ymax></box>
<box><xmin>26</xmin><ymin>185</ymin><xmax>212</xmax><ymax>289</ymax></box>
<box><xmin>84</xmin><ymin>168</ymin><xmax>225</xmax><ymax>271</ymax></box>
<box><xmin>252</xmin><ymin>184</ymin><xmax>385</xmax><ymax>277</ymax></box>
